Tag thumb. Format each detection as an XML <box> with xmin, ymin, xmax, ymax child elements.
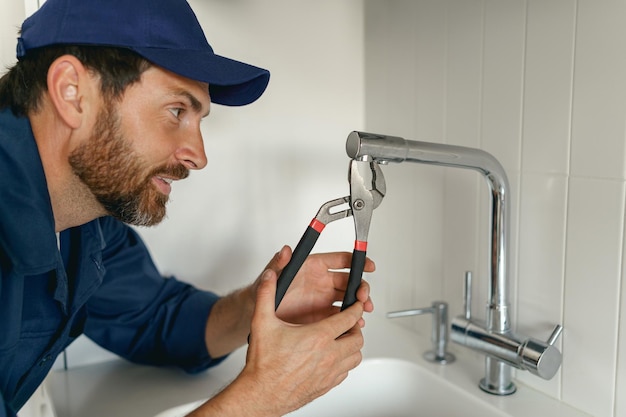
<box><xmin>254</xmin><ymin>269</ymin><xmax>279</xmax><ymax>321</ymax></box>
<box><xmin>265</xmin><ymin>245</ymin><xmax>292</xmax><ymax>272</ymax></box>
<box><xmin>249</xmin><ymin>269</ymin><xmax>279</xmax><ymax>345</ymax></box>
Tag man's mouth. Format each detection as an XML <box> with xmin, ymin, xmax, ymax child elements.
<box><xmin>153</xmin><ymin>175</ymin><xmax>174</xmax><ymax>195</ymax></box>
<box><xmin>150</xmin><ymin>164</ymin><xmax>189</xmax><ymax>196</ymax></box>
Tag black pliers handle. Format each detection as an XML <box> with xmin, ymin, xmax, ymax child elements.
<box><xmin>274</xmin><ymin>196</ymin><xmax>351</xmax><ymax>310</ymax></box>
<box><xmin>274</xmin><ymin>160</ymin><xmax>386</xmax><ymax>311</ymax></box>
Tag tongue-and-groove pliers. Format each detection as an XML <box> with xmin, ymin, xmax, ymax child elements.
<box><xmin>274</xmin><ymin>159</ymin><xmax>386</xmax><ymax>311</ymax></box>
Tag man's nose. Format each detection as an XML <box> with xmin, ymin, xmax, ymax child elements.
<box><xmin>175</xmin><ymin>129</ymin><xmax>208</xmax><ymax>170</ymax></box>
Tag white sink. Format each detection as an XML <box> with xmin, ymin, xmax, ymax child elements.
<box><xmin>154</xmin><ymin>357</ymin><xmax>504</xmax><ymax>417</ymax></box>
<box><xmin>286</xmin><ymin>358</ymin><xmax>505</xmax><ymax>417</ymax></box>
<box><xmin>153</xmin><ymin>400</ymin><xmax>205</xmax><ymax>417</ymax></box>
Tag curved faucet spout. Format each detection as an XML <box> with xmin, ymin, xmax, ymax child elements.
<box><xmin>346</xmin><ymin>131</ymin><xmax>510</xmax><ymax>316</ymax></box>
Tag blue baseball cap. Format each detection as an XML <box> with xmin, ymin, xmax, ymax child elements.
<box><xmin>16</xmin><ymin>0</ymin><xmax>270</xmax><ymax>106</ymax></box>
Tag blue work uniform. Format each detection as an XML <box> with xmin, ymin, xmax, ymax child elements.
<box><xmin>0</xmin><ymin>109</ymin><xmax>224</xmax><ymax>416</ymax></box>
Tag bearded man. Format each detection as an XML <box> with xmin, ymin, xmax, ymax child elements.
<box><xmin>0</xmin><ymin>1</ymin><xmax>374</xmax><ymax>416</ymax></box>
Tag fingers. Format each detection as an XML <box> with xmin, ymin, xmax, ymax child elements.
<box><xmin>254</xmin><ymin>269</ymin><xmax>364</xmax><ymax>343</ymax></box>
<box><xmin>265</xmin><ymin>249</ymin><xmax>375</xmax><ymax>327</ymax></box>
<box><xmin>316</xmin><ymin>301</ymin><xmax>365</xmax><ymax>339</ymax></box>
<box><xmin>329</xmin><ymin>272</ymin><xmax>374</xmax><ymax>314</ymax></box>
<box><xmin>333</xmin><ymin>323</ymin><xmax>365</xmax><ymax>374</ymax></box>
<box><xmin>245</xmin><ymin>250</ymin><xmax>373</xmax><ymax>415</ymax></box>
<box><xmin>245</xmin><ymin>302</ymin><xmax>365</xmax><ymax>414</ymax></box>
<box><xmin>249</xmin><ymin>272</ymin><xmax>365</xmax><ymax>364</ymax></box>
<box><xmin>356</xmin><ymin>280</ymin><xmax>374</xmax><ymax>312</ymax></box>
<box><xmin>310</xmin><ymin>252</ymin><xmax>376</xmax><ymax>273</ymax></box>
<box><xmin>264</xmin><ymin>245</ymin><xmax>293</xmax><ymax>273</ymax></box>
<box><xmin>360</xmin><ymin>255</ymin><xmax>376</xmax><ymax>273</ymax></box>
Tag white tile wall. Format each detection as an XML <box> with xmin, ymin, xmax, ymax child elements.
<box><xmin>364</xmin><ymin>0</ymin><xmax>626</xmax><ymax>416</ymax></box>
<box><xmin>570</xmin><ymin>0</ymin><xmax>626</xmax><ymax>180</ymax></box>
<box><xmin>618</xmin><ymin>231</ymin><xmax>626</xmax><ymax>417</ymax></box>
<box><xmin>515</xmin><ymin>0</ymin><xmax>575</xmax><ymax>400</ymax></box>
<box><xmin>516</xmin><ymin>173</ymin><xmax>567</xmax><ymax>399</ymax></box>
<box><xmin>521</xmin><ymin>0</ymin><xmax>575</xmax><ymax>176</ymax></box>
<box><xmin>562</xmin><ymin>178</ymin><xmax>624</xmax><ymax>416</ymax></box>
<box><xmin>0</xmin><ymin>0</ymin><xmax>25</xmax><ymax>67</ymax></box>
<box><xmin>440</xmin><ymin>0</ymin><xmax>485</xmax><ymax>316</ymax></box>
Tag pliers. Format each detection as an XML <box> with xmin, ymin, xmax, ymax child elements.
<box><xmin>274</xmin><ymin>159</ymin><xmax>386</xmax><ymax>311</ymax></box>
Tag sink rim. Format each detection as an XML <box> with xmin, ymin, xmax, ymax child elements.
<box><xmin>153</xmin><ymin>356</ymin><xmax>505</xmax><ymax>417</ymax></box>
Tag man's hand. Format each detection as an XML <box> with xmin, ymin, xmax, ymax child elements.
<box><xmin>263</xmin><ymin>246</ymin><xmax>375</xmax><ymax>324</ymax></box>
<box><xmin>194</xmin><ymin>247</ymin><xmax>375</xmax><ymax>416</ymax></box>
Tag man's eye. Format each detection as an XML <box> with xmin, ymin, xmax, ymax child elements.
<box><xmin>169</xmin><ymin>108</ymin><xmax>183</xmax><ymax>118</ymax></box>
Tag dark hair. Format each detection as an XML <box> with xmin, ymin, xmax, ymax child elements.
<box><xmin>0</xmin><ymin>45</ymin><xmax>151</xmax><ymax>116</ymax></box>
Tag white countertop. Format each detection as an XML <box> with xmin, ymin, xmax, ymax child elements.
<box><xmin>47</xmin><ymin>314</ymin><xmax>591</xmax><ymax>417</ymax></box>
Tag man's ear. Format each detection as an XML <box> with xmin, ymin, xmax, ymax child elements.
<box><xmin>47</xmin><ymin>55</ymin><xmax>94</xmax><ymax>129</ymax></box>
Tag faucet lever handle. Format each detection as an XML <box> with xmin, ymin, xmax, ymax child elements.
<box><xmin>520</xmin><ymin>325</ymin><xmax>564</xmax><ymax>380</ymax></box>
<box><xmin>547</xmin><ymin>325</ymin><xmax>564</xmax><ymax>346</ymax></box>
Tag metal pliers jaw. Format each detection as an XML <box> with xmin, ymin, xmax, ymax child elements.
<box><xmin>274</xmin><ymin>159</ymin><xmax>386</xmax><ymax>311</ymax></box>
<box><xmin>341</xmin><ymin>159</ymin><xmax>386</xmax><ymax>309</ymax></box>
<box><xmin>349</xmin><ymin>158</ymin><xmax>386</xmax><ymax>243</ymax></box>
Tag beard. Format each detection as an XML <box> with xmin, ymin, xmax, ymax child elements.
<box><xmin>69</xmin><ymin>105</ymin><xmax>189</xmax><ymax>227</ymax></box>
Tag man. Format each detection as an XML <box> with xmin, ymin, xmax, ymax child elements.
<box><xmin>0</xmin><ymin>0</ymin><xmax>374</xmax><ymax>416</ymax></box>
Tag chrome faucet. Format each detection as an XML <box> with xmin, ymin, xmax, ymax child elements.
<box><xmin>346</xmin><ymin>131</ymin><xmax>563</xmax><ymax>395</ymax></box>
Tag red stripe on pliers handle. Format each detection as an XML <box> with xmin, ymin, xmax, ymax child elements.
<box><xmin>354</xmin><ymin>240</ymin><xmax>368</xmax><ymax>251</ymax></box>
<box><xmin>309</xmin><ymin>218</ymin><xmax>326</xmax><ymax>233</ymax></box>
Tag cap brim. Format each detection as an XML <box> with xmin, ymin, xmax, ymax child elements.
<box><xmin>132</xmin><ymin>47</ymin><xmax>270</xmax><ymax>106</ymax></box>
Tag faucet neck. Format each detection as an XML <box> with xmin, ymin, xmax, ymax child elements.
<box><xmin>347</xmin><ymin>131</ymin><xmax>511</xmax><ymax>328</ymax></box>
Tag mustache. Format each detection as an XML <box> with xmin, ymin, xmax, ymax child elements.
<box><xmin>149</xmin><ymin>163</ymin><xmax>190</xmax><ymax>182</ymax></box>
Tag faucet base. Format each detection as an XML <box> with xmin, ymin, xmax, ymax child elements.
<box><xmin>479</xmin><ymin>378</ymin><xmax>516</xmax><ymax>396</ymax></box>
<box><xmin>423</xmin><ymin>351</ymin><xmax>455</xmax><ymax>365</ymax></box>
